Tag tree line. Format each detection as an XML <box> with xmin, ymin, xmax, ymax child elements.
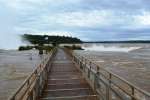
<box><xmin>18</xmin><ymin>34</ymin><xmax>83</xmax><ymax>52</ymax></box>
<box><xmin>22</xmin><ymin>34</ymin><xmax>82</xmax><ymax>45</ymax></box>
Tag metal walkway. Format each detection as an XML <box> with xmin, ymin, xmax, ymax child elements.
<box><xmin>39</xmin><ymin>49</ymin><xmax>98</xmax><ymax>100</ymax></box>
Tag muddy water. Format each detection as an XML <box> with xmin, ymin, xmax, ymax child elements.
<box><xmin>0</xmin><ymin>50</ymin><xmax>45</xmax><ymax>100</ymax></box>
<box><xmin>75</xmin><ymin>43</ymin><xmax>150</xmax><ymax>93</ymax></box>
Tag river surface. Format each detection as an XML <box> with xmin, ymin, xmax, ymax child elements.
<box><xmin>0</xmin><ymin>43</ymin><xmax>150</xmax><ymax>99</ymax></box>
<box><xmin>75</xmin><ymin>43</ymin><xmax>150</xmax><ymax>93</ymax></box>
<box><xmin>0</xmin><ymin>50</ymin><xmax>45</xmax><ymax>100</ymax></box>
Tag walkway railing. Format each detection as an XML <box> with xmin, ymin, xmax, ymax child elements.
<box><xmin>65</xmin><ymin>49</ymin><xmax>150</xmax><ymax>100</ymax></box>
<box><xmin>9</xmin><ymin>48</ymin><xmax>57</xmax><ymax>100</ymax></box>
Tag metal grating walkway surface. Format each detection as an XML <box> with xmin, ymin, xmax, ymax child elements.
<box><xmin>39</xmin><ymin>49</ymin><xmax>98</xmax><ymax>100</ymax></box>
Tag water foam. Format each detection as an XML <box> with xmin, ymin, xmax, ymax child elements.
<box><xmin>83</xmin><ymin>45</ymin><xmax>141</xmax><ymax>52</ymax></box>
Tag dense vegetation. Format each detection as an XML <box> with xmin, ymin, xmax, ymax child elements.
<box><xmin>19</xmin><ymin>34</ymin><xmax>83</xmax><ymax>52</ymax></box>
<box><xmin>18</xmin><ymin>46</ymin><xmax>34</xmax><ymax>51</ymax></box>
<box><xmin>22</xmin><ymin>34</ymin><xmax>82</xmax><ymax>45</ymax></box>
<box><xmin>18</xmin><ymin>45</ymin><xmax>53</xmax><ymax>53</ymax></box>
<box><xmin>64</xmin><ymin>45</ymin><xmax>84</xmax><ymax>50</ymax></box>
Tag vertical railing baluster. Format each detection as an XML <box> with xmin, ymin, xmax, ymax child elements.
<box><xmin>106</xmin><ymin>73</ymin><xmax>112</xmax><ymax>100</ymax></box>
<box><xmin>88</xmin><ymin>62</ymin><xmax>91</xmax><ymax>78</ymax></box>
<box><xmin>94</xmin><ymin>66</ymin><xmax>100</xmax><ymax>90</ymax></box>
<box><xmin>80</xmin><ymin>57</ymin><xmax>84</xmax><ymax>69</ymax></box>
<box><xmin>84</xmin><ymin>58</ymin><xmax>87</xmax><ymax>72</ymax></box>
<box><xmin>131</xmin><ymin>86</ymin><xmax>135</xmax><ymax>100</ymax></box>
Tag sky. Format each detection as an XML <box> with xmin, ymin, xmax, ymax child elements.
<box><xmin>0</xmin><ymin>0</ymin><xmax>150</xmax><ymax>49</ymax></box>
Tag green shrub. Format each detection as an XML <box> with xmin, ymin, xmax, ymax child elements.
<box><xmin>18</xmin><ymin>46</ymin><xmax>34</xmax><ymax>51</ymax></box>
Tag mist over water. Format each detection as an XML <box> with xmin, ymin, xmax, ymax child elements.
<box><xmin>0</xmin><ymin>34</ymin><xmax>23</xmax><ymax>50</ymax></box>
<box><xmin>83</xmin><ymin>45</ymin><xmax>142</xmax><ymax>52</ymax></box>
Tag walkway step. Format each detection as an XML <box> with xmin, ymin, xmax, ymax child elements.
<box><xmin>50</xmin><ymin>72</ymin><xmax>80</xmax><ymax>76</ymax></box>
<box><xmin>53</xmin><ymin>61</ymin><xmax>72</xmax><ymax>63</ymax></box>
<box><xmin>48</xmin><ymin>79</ymin><xmax>87</xmax><ymax>84</ymax></box>
<box><xmin>49</xmin><ymin>74</ymin><xmax>81</xmax><ymax>79</ymax></box>
<box><xmin>40</xmin><ymin>95</ymin><xmax>98</xmax><ymax>100</ymax></box>
<box><xmin>47</xmin><ymin>83</ymin><xmax>90</xmax><ymax>90</ymax></box>
<box><xmin>41</xmin><ymin>88</ymin><xmax>94</xmax><ymax>97</ymax></box>
<box><xmin>51</xmin><ymin>69</ymin><xmax>78</xmax><ymax>72</ymax></box>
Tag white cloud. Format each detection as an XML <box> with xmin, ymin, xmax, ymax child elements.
<box><xmin>29</xmin><ymin>31</ymin><xmax>73</xmax><ymax>36</ymax></box>
<box><xmin>135</xmin><ymin>12</ymin><xmax>150</xmax><ymax>26</ymax></box>
<box><xmin>0</xmin><ymin>0</ymin><xmax>81</xmax><ymax>11</ymax></box>
<box><xmin>14</xmin><ymin>9</ymin><xmax>150</xmax><ymax>36</ymax></box>
<box><xmin>56</xmin><ymin>10</ymin><xmax>111</xmax><ymax>27</ymax></box>
<box><xmin>23</xmin><ymin>10</ymin><xmax>115</xmax><ymax>28</ymax></box>
<box><xmin>1</xmin><ymin>0</ymin><xmax>150</xmax><ymax>49</ymax></box>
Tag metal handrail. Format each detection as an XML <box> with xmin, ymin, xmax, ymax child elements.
<box><xmin>8</xmin><ymin>48</ymin><xmax>57</xmax><ymax>100</ymax></box>
<box><xmin>75</xmin><ymin>53</ymin><xmax>150</xmax><ymax>96</ymax></box>
<box><xmin>66</xmin><ymin>49</ymin><xmax>150</xmax><ymax>100</ymax></box>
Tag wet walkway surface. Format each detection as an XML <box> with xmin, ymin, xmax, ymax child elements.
<box><xmin>40</xmin><ymin>49</ymin><xmax>98</xmax><ymax>100</ymax></box>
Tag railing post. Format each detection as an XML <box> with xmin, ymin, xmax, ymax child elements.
<box><xmin>38</xmin><ymin>74</ymin><xmax>42</xmax><ymax>96</ymax></box>
<box><xmin>131</xmin><ymin>86</ymin><xmax>135</xmax><ymax>100</ymax></box>
<box><xmin>94</xmin><ymin>66</ymin><xmax>100</xmax><ymax>90</ymax></box>
<box><xmin>106</xmin><ymin>73</ymin><xmax>112</xmax><ymax>100</ymax></box>
<box><xmin>83</xmin><ymin>58</ymin><xmax>87</xmax><ymax>72</ymax></box>
<box><xmin>29</xmin><ymin>90</ymin><xmax>34</xmax><ymax>100</ymax></box>
<box><xmin>78</xmin><ymin>58</ymin><xmax>80</xmax><ymax>65</ymax></box>
<box><xmin>80</xmin><ymin>57</ymin><xmax>84</xmax><ymax>70</ymax></box>
<box><xmin>11</xmin><ymin>96</ymin><xmax>15</xmax><ymax>100</ymax></box>
<box><xmin>74</xmin><ymin>56</ymin><xmax>76</xmax><ymax>62</ymax></box>
<box><xmin>27</xmin><ymin>80</ymin><xmax>30</xmax><ymax>89</ymax></box>
<box><xmin>32</xmin><ymin>70</ymin><xmax>38</xmax><ymax>100</ymax></box>
<box><xmin>73</xmin><ymin>56</ymin><xmax>75</xmax><ymax>62</ymax></box>
<box><xmin>88</xmin><ymin>62</ymin><xmax>91</xmax><ymax>78</ymax></box>
<box><xmin>36</xmin><ymin>73</ymin><xmax>40</xmax><ymax>97</ymax></box>
<box><xmin>32</xmin><ymin>88</ymin><xmax>36</xmax><ymax>100</ymax></box>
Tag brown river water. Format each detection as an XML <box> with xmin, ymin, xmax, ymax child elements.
<box><xmin>0</xmin><ymin>43</ymin><xmax>150</xmax><ymax>99</ymax></box>
<box><xmin>75</xmin><ymin>43</ymin><xmax>150</xmax><ymax>93</ymax></box>
<box><xmin>0</xmin><ymin>50</ymin><xmax>45</xmax><ymax>100</ymax></box>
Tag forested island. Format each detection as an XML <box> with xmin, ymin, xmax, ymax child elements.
<box><xmin>19</xmin><ymin>34</ymin><xmax>83</xmax><ymax>51</ymax></box>
<box><xmin>22</xmin><ymin>34</ymin><xmax>82</xmax><ymax>45</ymax></box>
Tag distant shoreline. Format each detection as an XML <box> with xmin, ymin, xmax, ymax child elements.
<box><xmin>84</xmin><ymin>40</ymin><xmax>150</xmax><ymax>43</ymax></box>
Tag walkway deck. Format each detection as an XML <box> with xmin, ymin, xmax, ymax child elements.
<box><xmin>39</xmin><ymin>49</ymin><xmax>98</xmax><ymax>100</ymax></box>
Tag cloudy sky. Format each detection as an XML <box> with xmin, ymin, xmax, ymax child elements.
<box><xmin>0</xmin><ymin>0</ymin><xmax>150</xmax><ymax>49</ymax></box>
